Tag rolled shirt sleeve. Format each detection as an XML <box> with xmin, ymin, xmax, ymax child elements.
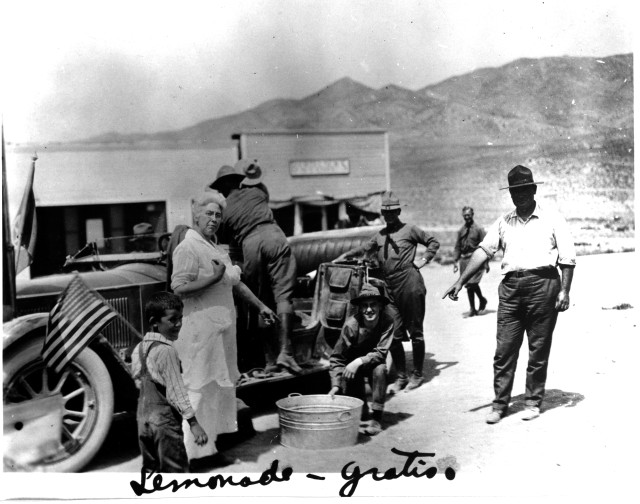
<box><xmin>553</xmin><ymin>211</ymin><xmax>577</xmax><ymax>267</ymax></box>
<box><xmin>479</xmin><ymin>217</ymin><xmax>502</xmax><ymax>260</ymax></box>
<box><xmin>224</xmin><ymin>264</ymin><xmax>242</xmax><ymax>286</ymax></box>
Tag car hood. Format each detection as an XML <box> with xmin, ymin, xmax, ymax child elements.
<box><xmin>16</xmin><ymin>263</ymin><xmax>166</xmax><ymax>297</ymax></box>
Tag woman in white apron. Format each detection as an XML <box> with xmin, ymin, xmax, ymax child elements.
<box><xmin>171</xmin><ymin>190</ymin><xmax>276</xmax><ymax>468</ymax></box>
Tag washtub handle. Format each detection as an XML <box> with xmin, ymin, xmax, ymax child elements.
<box><xmin>338</xmin><ymin>411</ymin><xmax>352</xmax><ymax>422</ymax></box>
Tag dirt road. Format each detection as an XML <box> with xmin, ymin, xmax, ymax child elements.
<box><xmin>87</xmin><ymin>251</ymin><xmax>638</xmax><ymax>500</ymax></box>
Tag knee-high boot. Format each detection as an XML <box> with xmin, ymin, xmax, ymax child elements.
<box><xmin>276</xmin><ymin>313</ymin><xmax>303</xmax><ymax>374</ymax></box>
<box><xmin>467</xmin><ymin>288</ymin><xmax>477</xmax><ymax>315</ymax></box>
<box><xmin>389</xmin><ymin>339</ymin><xmax>407</xmax><ymax>377</ymax></box>
<box><xmin>388</xmin><ymin>339</ymin><xmax>408</xmax><ymax>394</ymax></box>
<box><xmin>412</xmin><ymin>339</ymin><xmax>425</xmax><ymax>377</ymax></box>
<box><xmin>262</xmin><ymin>327</ymin><xmax>279</xmax><ymax>373</ymax></box>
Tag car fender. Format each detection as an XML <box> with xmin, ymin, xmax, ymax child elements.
<box><xmin>2</xmin><ymin>312</ymin><xmax>49</xmax><ymax>351</ymax></box>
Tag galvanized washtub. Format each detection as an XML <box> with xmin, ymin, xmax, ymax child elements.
<box><xmin>276</xmin><ymin>393</ymin><xmax>363</xmax><ymax>449</ymax></box>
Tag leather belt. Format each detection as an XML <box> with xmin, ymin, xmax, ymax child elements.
<box><xmin>506</xmin><ymin>266</ymin><xmax>557</xmax><ymax>279</ymax></box>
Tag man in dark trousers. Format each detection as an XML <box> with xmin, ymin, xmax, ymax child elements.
<box><xmin>444</xmin><ymin>165</ymin><xmax>576</xmax><ymax>424</ymax></box>
<box><xmin>335</xmin><ymin>191</ymin><xmax>440</xmax><ymax>393</ymax></box>
<box><xmin>209</xmin><ymin>160</ymin><xmax>302</xmax><ymax>374</ymax></box>
<box><xmin>453</xmin><ymin>206</ymin><xmax>489</xmax><ymax>317</ymax></box>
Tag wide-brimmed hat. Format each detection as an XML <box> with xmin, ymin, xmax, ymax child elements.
<box><xmin>129</xmin><ymin>222</ymin><xmax>154</xmax><ymax>241</ymax></box>
<box><xmin>500</xmin><ymin>165</ymin><xmax>544</xmax><ymax>190</ymax></box>
<box><xmin>236</xmin><ymin>159</ymin><xmax>263</xmax><ymax>186</ymax></box>
<box><xmin>350</xmin><ymin>283</ymin><xmax>390</xmax><ymax>306</ymax></box>
<box><xmin>208</xmin><ymin>164</ymin><xmax>244</xmax><ymax>191</ymax></box>
<box><xmin>380</xmin><ymin>190</ymin><xmax>401</xmax><ymax>211</ymax></box>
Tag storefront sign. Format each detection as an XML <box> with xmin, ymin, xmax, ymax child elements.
<box><xmin>290</xmin><ymin>159</ymin><xmax>350</xmax><ymax>176</ymax></box>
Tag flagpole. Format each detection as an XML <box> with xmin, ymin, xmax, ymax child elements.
<box><xmin>2</xmin><ymin>124</ymin><xmax>17</xmax><ymax>322</ymax></box>
<box><xmin>14</xmin><ymin>152</ymin><xmax>37</xmax><ymax>272</ymax></box>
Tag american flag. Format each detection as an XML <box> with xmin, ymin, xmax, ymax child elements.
<box><xmin>42</xmin><ymin>274</ymin><xmax>118</xmax><ymax>373</ymax></box>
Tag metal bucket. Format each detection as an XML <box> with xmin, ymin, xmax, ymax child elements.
<box><xmin>276</xmin><ymin>393</ymin><xmax>363</xmax><ymax>450</ymax></box>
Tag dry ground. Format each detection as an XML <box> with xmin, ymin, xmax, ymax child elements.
<box><xmin>84</xmin><ymin>251</ymin><xmax>638</xmax><ymax>501</ymax></box>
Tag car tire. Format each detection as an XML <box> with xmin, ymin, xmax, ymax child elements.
<box><xmin>3</xmin><ymin>335</ymin><xmax>114</xmax><ymax>472</ymax></box>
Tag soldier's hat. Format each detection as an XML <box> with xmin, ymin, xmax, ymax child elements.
<box><xmin>237</xmin><ymin>159</ymin><xmax>264</xmax><ymax>186</ymax></box>
<box><xmin>500</xmin><ymin>165</ymin><xmax>544</xmax><ymax>190</ymax></box>
<box><xmin>380</xmin><ymin>190</ymin><xmax>401</xmax><ymax>211</ymax></box>
<box><xmin>350</xmin><ymin>283</ymin><xmax>390</xmax><ymax>306</ymax></box>
<box><xmin>208</xmin><ymin>164</ymin><xmax>244</xmax><ymax>191</ymax></box>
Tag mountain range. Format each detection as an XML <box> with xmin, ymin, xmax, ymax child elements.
<box><xmin>78</xmin><ymin>53</ymin><xmax>633</xmax><ymax>149</ymax></box>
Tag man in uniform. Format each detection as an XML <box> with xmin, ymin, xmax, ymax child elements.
<box><xmin>328</xmin><ymin>283</ymin><xmax>394</xmax><ymax>436</ymax></box>
<box><xmin>452</xmin><ymin>206</ymin><xmax>489</xmax><ymax>317</ymax></box>
<box><xmin>335</xmin><ymin>191</ymin><xmax>440</xmax><ymax>393</ymax></box>
<box><xmin>209</xmin><ymin>160</ymin><xmax>302</xmax><ymax>374</ymax></box>
<box><xmin>444</xmin><ymin>165</ymin><xmax>576</xmax><ymax>423</ymax></box>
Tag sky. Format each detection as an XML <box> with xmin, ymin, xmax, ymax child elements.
<box><xmin>0</xmin><ymin>0</ymin><xmax>635</xmax><ymax>144</ymax></box>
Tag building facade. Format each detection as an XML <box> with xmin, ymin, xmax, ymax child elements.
<box><xmin>235</xmin><ymin>129</ymin><xmax>390</xmax><ymax>235</ymax></box>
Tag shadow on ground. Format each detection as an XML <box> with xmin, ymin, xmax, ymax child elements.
<box><xmin>390</xmin><ymin>351</ymin><xmax>458</xmax><ymax>385</ymax></box>
<box><xmin>462</xmin><ymin>308</ymin><xmax>496</xmax><ymax>318</ymax></box>
<box><xmin>468</xmin><ymin>389</ymin><xmax>585</xmax><ymax>417</ymax></box>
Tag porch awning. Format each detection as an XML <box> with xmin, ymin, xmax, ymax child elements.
<box><xmin>269</xmin><ymin>191</ymin><xmax>384</xmax><ymax>215</ymax></box>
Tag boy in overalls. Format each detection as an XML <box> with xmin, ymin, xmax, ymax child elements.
<box><xmin>132</xmin><ymin>291</ymin><xmax>208</xmax><ymax>473</ymax></box>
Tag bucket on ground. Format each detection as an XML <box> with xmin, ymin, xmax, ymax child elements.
<box><xmin>275</xmin><ymin>393</ymin><xmax>363</xmax><ymax>450</ymax></box>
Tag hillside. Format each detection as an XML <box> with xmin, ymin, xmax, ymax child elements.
<box><xmin>27</xmin><ymin>53</ymin><xmax>634</xmax><ymax>251</ymax></box>
<box><xmin>70</xmin><ymin>53</ymin><xmax>632</xmax><ymax>149</ymax></box>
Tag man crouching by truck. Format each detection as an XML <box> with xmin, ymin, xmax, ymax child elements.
<box><xmin>328</xmin><ymin>283</ymin><xmax>394</xmax><ymax>436</ymax></box>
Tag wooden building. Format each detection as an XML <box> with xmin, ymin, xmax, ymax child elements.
<box><xmin>234</xmin><ymin>129</ymin><xmax>390</xmax><ymax>235</ymax></box>
<box><xmin>7</xmin><ymin>129</ymin><xmax>389</xmax><ymax>277</ymax></box>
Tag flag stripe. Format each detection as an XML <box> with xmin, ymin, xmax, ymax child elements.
<box><xmin>44</xmin><ymin>308</ymin><xmax>115</xmax><ymax>366</ymax></box>
<box><xmin>43</xmin><ymin>301</ymin><xmax>113</xmax><ymax>358</ymax></box>
<box><xmin>44</xmin><ymin>302</ymin><xmax>113</xmax><ymax>358</ymax></box>
<box><xmin>45</xmin><ymin>299</ymin><xmax>104</xmax><ymax>347</ymax></box>
<box><xmin>42</xmin><ymin>274</ymin><xmax>118</xmax><ymax>372</ymax></box>
<box><xmin>51</xmin><ymin>311</ymin><xmax>117</xmax><ymax>373</ymax></box>
<box><xmin>46</xmin><ymin>305</ymin><xmax>116</xmax><ymax>371</ymax></box>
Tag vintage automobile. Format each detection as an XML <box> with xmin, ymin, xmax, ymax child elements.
<box><xmin>2</xmin><ymin>225</ymin><xmax>379</xmax><ymax>472</ymax></box>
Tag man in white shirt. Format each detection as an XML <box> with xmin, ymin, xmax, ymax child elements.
<box><xmin>443</xmin><ymin>165</ymin><xmax>576</xmax><ymax>424</ymax></box>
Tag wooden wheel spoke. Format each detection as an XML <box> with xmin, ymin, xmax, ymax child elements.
<box><xmin>52</xmin><ymin>369</ymin><xmax>71</xmax><ymax>394</ymax></box>
<box><xmin>17</xmin><ymin>376</ymin><xmax>39</xmax><ymax>399</ymax></box>
<box><xmin>62</xmin><ymin>387</ymin><xmax>85</xmax><ymax>402</ymax></box>
<box><xmin>64</xmin><ymin>409</ymin><xmax>87</xmax><ymax>420</ymax></box>
<box><xmin>61</xmin><ymin>423</ymin><xmax>75</xmax><ymax>441</ymax></box>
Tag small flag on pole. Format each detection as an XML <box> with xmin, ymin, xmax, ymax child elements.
<box><xmin>42</xmin><ymin>274</ymin><xmax>118</xmax><ymax>373</ymax></box>
<box><xmin>13</xmin><ymin>153</ymin><xmax>38</xmax><ymax>274</ymax></box>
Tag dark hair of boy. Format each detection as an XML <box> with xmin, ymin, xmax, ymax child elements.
<box><xmin>144</xmin><ymin>291</ymin><xmax>184</xmax><ymax>323</ymax></box>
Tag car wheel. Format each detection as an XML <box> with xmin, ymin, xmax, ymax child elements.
<box><xmin>3</xmin><ymin>335</ymin><xmax>114</xmax><ymax>472</ymax></box>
